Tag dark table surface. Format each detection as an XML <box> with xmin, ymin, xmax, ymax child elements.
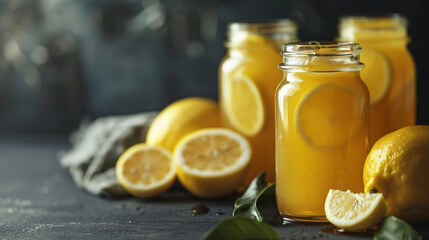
<box><xmin>0</xmin><ymin>134</ymin><xmax>428</xmax><ymax>240</ymax></box>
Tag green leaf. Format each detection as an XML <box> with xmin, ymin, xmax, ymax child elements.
<box><xmin>201</xmin><ymin>217</ymin><xmax>281</xmax><ymax>240</ymax></box>
<box><xmin>374</xmin><ymin>216</ymin><xmax>422</xmax><ymax>240</ymax></box>
<box><xmin>234</xmin><ymin>173</ymin><xmax>268</xmax><ymax>208</ymax></box>
<box><xmin>233</xmin><ymin>173</ymin><xmax>278</xmax><ymax>223</ymax></box>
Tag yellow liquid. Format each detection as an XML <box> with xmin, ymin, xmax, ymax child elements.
<box><xmin>339</xmin><ymin>19</ymin><xmax>416</xmax><ymax>146</ymax></box>
<box><xmin>361</xmin><ymin>41</ymin><xmax>415</xmax><ymax>146</ymax></box>
<box><xmin>276</xmin><ymin>71</ymin><xmax>369</xmax><ymax>220</ymax></box>
<box><xmin>219</xmin><ymin>35</ymin><xmax>283</xmax><ymax>185</ymax></box>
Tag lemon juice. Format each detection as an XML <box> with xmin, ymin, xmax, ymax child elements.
<box><xmin>338</xmin><ymin>15</ymin><xmax>416</xmax><ymax>146</ymax></box>
<box><xmin>276</xmin><ymin>42</ymin><xmax>369</xmax><ymax>221</ymax></box>
<box><xmin>219</xmin><ymin>20</ymin><xmax>298</xmax><ymax>185</ymax></box>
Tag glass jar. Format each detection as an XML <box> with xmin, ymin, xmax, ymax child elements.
<box><xmin>275</xmin><ymin>41</ymin><xmax>369</xmax><ymax>222</ymax></box>
<box><xmin>218</xmin><ymin>20</ymin><xmax>298</xmax><ymax>186</ymax></box>
<box><xmin>338</xmin><ymin>14</ymin><xmax>416</xmax><ymax>146</ymax></box>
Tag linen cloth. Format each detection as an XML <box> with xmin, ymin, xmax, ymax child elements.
<box><xmin>59</xmin><ymin>112</ymin><xmax>158</xmax><ymax>197</ymax></box>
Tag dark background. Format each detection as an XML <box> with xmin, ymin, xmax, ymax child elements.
<box><xmin>0</xmin><ymin>0</ymin><xmax>427</xmax><ymax>135</ymax></box>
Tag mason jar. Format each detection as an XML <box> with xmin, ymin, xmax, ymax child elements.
<box><xmin>276</xmin><ymin>41</ymin><xmax>369</xmax><ymax>222</ymax></box>
<box><xmin>218</xmin><ymin>20</ymin><xmax>298</xmax><ymax>186</ymax></box>
<box><xmin>338</xmin><ymin>14</ymin><xmax>416</xmax><ymax>146</ymax></box>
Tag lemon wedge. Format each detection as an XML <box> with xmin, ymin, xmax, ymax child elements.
<box><xmin>224</xmin><ymin>73</ymin><xmax>265</xmax><ymax>137</ymax></box>
<box><xmin>116</xmin><ymin>144</ymin><xmax>175</xmax><ymax>198</ymax></box>
<box><xmin>173</xmin><ymin>128</ymin><xmax>251</xmax><ymax>198</ymax></box>
<box><xmin>296</xmin><ymin>84</ymin><xmax>365</xmax><ymax>147</ymax></box>
<box><xmin>325</xmin><ymin>189</ymin><xmax>387</xmax><ymax>232</ymax></box>
<box><xmin>359</xmin><ymin>48</ymin><xmax>391</xmax><ymax>104</ymax></box>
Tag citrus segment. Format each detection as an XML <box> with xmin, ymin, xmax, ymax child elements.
<box><xmin>224</xmin><ymin>73</ymin><xmax>265</xmax><ymax>137</ymax></box>
<box><xmin>146</xmin><ymin>97</ymin><xmax>220</xmax><ymax>152</ymax></box>
<box><xmin>359</xmin><ymin>48</ymin><xmax>391</xmax><ymax>104</ymax></box>
<box><xmin>296</xmin><ymin>84</ymin><xmax>364</xmax><ymax>147</ymax></box>
<box><xmin>325</xmin><ymin>189</ymin><xmax>387</xmax><ymax>232</ymax></box>
<box><xmin>174</xmin><ymin>128</ymin><xmax>251</xmax><ymax>198</ymax></box>
<box><xmin>116</xmin><ymin>144</ymin><xmax>175</xmax><ymax>198</ymax></box>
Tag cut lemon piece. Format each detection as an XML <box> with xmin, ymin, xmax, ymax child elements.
<box><xmin>359</xmin><ymin>48</ymin><xmax>391</xmax><ymax>104</ymax></box>
<box><xmin>224</xmin><ymin>73</ymin><xmax>265</xmax><ymax>137</ymax></box>
<box><xmin>173</xmin><ymin>128</ymin><xmax>251</xmax><ymax>198</ymax></box>
<box><xmin>296</xmin><ymin>84</ymin><xmax>365</xmax><ymax>147</ymax></box>
<box><xmin>116</xmin><ymin>144</ymin><xmax>175</xmax><ymax>198</ymax></box>
<box><xmin>325</xmin><ymin>189</ymin><xmax>387</xmax><ymax>232</ymax></box>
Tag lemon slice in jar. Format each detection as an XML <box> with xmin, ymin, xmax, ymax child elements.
<box><xmin>359</xmin><ymin>48</ymin><xmax>391</xmax><ymax>104</ymax></box>
<box><xmin>224</xmin><ymin>73</ymin><xmax>265</xmax><ymax>137</ymax></box>
<box><xmin>296</xmin><ymin>84</ymin><xmax>365</xmax><ymax>147</ymax></box>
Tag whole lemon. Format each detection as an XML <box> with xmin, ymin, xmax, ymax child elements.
<box><xmin>146</xmin><ymin>97</ymin><xmax>220</xmax><ymax>152</ymax></box>
<box><xmin>364</xmin><ymin>125</ymin><xmax>429</xmax><ymax>222</ymax></box>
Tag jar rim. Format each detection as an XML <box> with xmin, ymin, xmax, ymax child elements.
<box><xmin>281</xmin><ymin>41</ymin><xmax>362</xmax><ymax>56</ymax></box>
<box><xmin>279</xmin><ymin>41</ymin><xmax>364</xmax><ymax>72</ymax></box>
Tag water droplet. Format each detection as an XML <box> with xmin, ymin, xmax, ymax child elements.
<box><xmin>192</xmin><ymin>204</ymin><xmax>209</xmax><ymax>215</ymax></box>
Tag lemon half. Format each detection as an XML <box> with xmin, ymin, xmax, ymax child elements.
<box><xmin>116</xmin><ymin>144</ymin><xmax>176</xmax><ymax>198</ymax></box>
<box><xmin>173</xmin><ymin>128</ymin><xmax>251</xmax><ymax>198</ymax></box>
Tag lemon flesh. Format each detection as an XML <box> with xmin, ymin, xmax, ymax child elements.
<box><xmin>296</xmin><ymin>84</ymin><xmax>364</xmax><ymax>147</ymax></box>
<box><xmin>359</xmin><ymin>48</ymin><xmax>391</xmax><ymax>104</ymax></box>
<box><xmin>325</xmin><ymin>189</ymin><xmax>387</xmax><ymax>232</ymax></box>
<box><xmin>224</xmin><ymin>73</ymin><xmax>265</xmax><ymax>137</ymax></box>
<box><xmin>364</xmin><ymin>125</ymin><xmax>429</xmax><ymax>222</ymax></box>
<box><xmin>116</xmin><ymin>144</ymin><xmax>176</xmax><ymax>198</ymax></box>
<box><xmin>174</xmin><ymin>128</ymin><xmax>251</xmax><ymax>198</ymax></box>
<box><xmin>146</xmin><ymin>97</ymin><xmax>220</xmax><ymax>152</ymax></box>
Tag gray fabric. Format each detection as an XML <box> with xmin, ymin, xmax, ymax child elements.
<box><xmin>59</xmin><ymin>112</ymin><xmax>158</xmax><ymax>197</ymax></box>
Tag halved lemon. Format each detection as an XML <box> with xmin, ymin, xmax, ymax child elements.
<box><xmin>325</xmin><ymin>189</ymin><xmax>387</xmax><ymax>232</ymax></box>
<box><xmin>359</xmin><ymin>48</ymin><xmax>391</xmax><ymax>104</ymax></box>
<box><xmin>116</xmin><ymin>144</ymin><xmax>175</xmax><ymax>198</ymax></box>
<box><xmin>224</xmin><ymin>73</ymin><xmax>265</xmax><ymax>137</ymax></box>
<box><xmin>296</xmin><ymin>84</ymin><xmax>365</xmax><ymax>147</ymax></box>
<box><xmin>173</xmin><ymin>128</ymin><xmax>251</xmax><ymax>198</ymax></box>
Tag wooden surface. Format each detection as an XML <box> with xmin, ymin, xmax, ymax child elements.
<box><xmin>0</xmin><ymin>134</ymin><xmax>428</xmax><ymax>239</ymax></box>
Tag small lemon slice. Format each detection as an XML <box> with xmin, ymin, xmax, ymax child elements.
<box><xmin>224</xmin><ymin>73</ymin><xmax>265</xmax><ymax>137</ymax></box>
<box><xmin>325</xmin><ymin>189</ymin><xmax>387</xmax><ymax>232</ymax></box>
<box><xmin>116</xmin><ymin>144</ymin><xmax>175</xmax><ymax>198</ymax></box>
<box><xmin>173</xmin><ymin>128</ymin><xmax>251</xmax><ymax>198</ymax></box>
<box><xmin>296</xmin><ymin>84</ymin><xmax>365</xmax><ymax>147</ymax></box>
<box><xmin>359</xmin><ymin>48</ymin><xmax>391</xmax><ymax>104</ymax></box>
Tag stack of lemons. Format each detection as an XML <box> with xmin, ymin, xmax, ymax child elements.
<box><xmin>115</xmin><ymin>97</ymin><xmax>252</xmax><ymax>198</ymax></box>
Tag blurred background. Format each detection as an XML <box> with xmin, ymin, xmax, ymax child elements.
<box><xmin>0</xmin><ymin>0</ymin><xmax>427</xmax><ymax>135</ymax></box>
